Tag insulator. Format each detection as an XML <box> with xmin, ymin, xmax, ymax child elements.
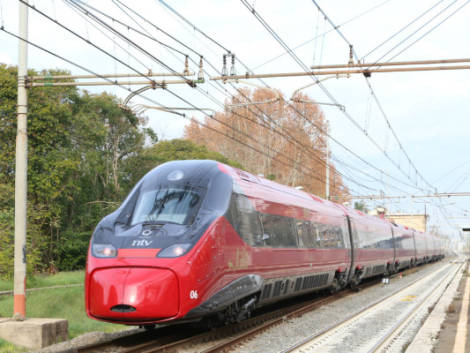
<box><xmin>222</xmin><ymin>54</ymin><xmax>228</xmax><ymax>76</ymax></box>
<box><xmin>348</xmin><ymin>45</ymin><xmax>353</xmax><ymax>65</ymax></box>
<box><xmin>198</xmin><ymin>56</ymin><xmax>204</xmax><ymax>81</ymax></box>
<box><xmin>230</xmin><ymin>54</ymin><xmax>236</xmax><ymax>76</ymax></box>
<box><xmin>184</xmin><ymin>55</ymin><xmax>190</xmax><ymax>76</ymax></box>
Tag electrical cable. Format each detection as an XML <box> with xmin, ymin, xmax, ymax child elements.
<box><xmin>369</xmin><ymin>0</ymin><xmax>462</xmax><ymax>64</ymax></box>
<box><xmin>241</xmin><ymin>0</ymin><xmax>430</xmax><ymax>194</ymax></box>
<box><xmin>96</xmin><ymin>0</ymin><xmax>355</xmax><ymax>187</ymax></box>
<box><xmin>37</xmin><ymin>0</ymin><xmax>422</xmax><ymax>198</ymax></box>
<box><xmin>54</xmin><ymin>0</ymin><xmax>358</xmax><ymax>191</ymax></box>
<box><xmin>361</xmin><ymin>0</ymin><xmax>447</xmax><ymax>60</ymax></box>
<box><xmin>66</xmin><ymin>2</ymin><xmax>153</xmax><ymax>72</ymax></box>
<box><xmin>0</xmin><ymin>26</ymin><xmax>184</xmax><ymax>118</ymax></box>
<box><xmin>311</xmin><ymin>0</ymin><xmax>436</xmax><ymax>193</ymax></box>
<box><xmin>147</xmin><ymin>0</ymin><xmax>435</xmax><ymax>196</ymax></box>
<box><xmin>1</xmin><ymin>19</ymin><xmax>345</xmax><ymax>194</ymax></box>
<box><xmin>384</xmin><ymin>0</ymin><xmax>470</xmax><ymax>62</ymax></box>
<box><xmin>254</xmin><ymin>0</ymin><xmax>394</xmax><ymax>70</ymax></box>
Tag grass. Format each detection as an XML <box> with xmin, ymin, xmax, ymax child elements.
<box><xmin>0</xmin><ymin>272</ymin><xmax>127</xmax><ymax>352</ymax></box>
<box><xmin>0</xmin><ymin>339</ymin><xmax>28</xmax><ymax>353</ymax></box>
<box><xmin>0</xmin><ymin>271</ymin><xmax>85</xmax><ymax>292</ymax></box>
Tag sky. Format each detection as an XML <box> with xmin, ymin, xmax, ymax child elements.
<box><xmin>0</xmin><ymin>0</ymin><xmax>469</xmax><ymax>242</ymax></box>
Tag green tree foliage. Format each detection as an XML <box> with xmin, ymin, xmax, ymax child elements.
<box><xmin>0</xmin><ymin>65</ymin><xmax>155</xmax><ymax>276</ymax></box>
<box><xmin>130</xmin><ymin>138</ymin><xmax>243</xmax><ymax>184</ymax></box>
<box><xmin>0</xmin><ymin>65</ymin><xmax>241</xmax><ymax>276</ymax></box>
<box><xmin>354</xmin><ymin>201</ymin><xmax>369</xmax><ymax>213</ymax></box>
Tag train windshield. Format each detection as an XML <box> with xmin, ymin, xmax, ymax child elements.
<box><xmin>131</xmin><ymin>187</ymin><xmax>202</xmax><ymax>226</ymax></box>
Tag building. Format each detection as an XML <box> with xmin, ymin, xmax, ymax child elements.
<box><xmin>367</xmin><ymin>207</ymin><xmax>428</xmax><ymax>232</ymax></box>
<box><xmin>385</xmin><ymin>213</ymin><xmax>428</xmax><ymax>232</ymax></box>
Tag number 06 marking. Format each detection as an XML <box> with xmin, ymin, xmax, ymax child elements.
<box><xmin>189</xmin><ymin>290</ymin><xmax>198</xmax><ymax>299</ymax></box>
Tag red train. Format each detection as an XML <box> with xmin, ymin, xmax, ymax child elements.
<box><xmin>85</xmin><ymin>160</ymin><xmax>445</xmax><ymax>326</ymax></box>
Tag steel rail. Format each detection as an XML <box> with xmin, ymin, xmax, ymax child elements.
<box><xmin>281</xmin><ymin>261</ymin><xmax>455</xmax><ymax>353</ymax></box>
<box><xmin>188</xmin><ymin>265</ymin><xmax>438</xmax><ymax>353</ymax></box>
<box><xmin>367</xmin><ymin>262</ymin><xmax>461</xmax><ymax>353</ymax></box>
<box><xmin>74</xmin><ymin>262</ymin><xmax>444</xmax><ymax>353</ymax></box>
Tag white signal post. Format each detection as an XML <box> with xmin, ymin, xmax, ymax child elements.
<box><xmin>14</xmin><ymin>0</ymin><xmax>29</xmax><ymax>320</ymax></box>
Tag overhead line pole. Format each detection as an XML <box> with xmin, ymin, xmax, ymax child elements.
<box><xmin>310</xmin><ymin>57</ymin><xmax>470</xmax><ymax>70</ymax></box>
<box><xmin>211</xmin><ymin>63</ymin><xmax>470</xmax><ymax>81</ymax></box>
<box><xmin>331</xmin><ymin>192</ymin><xmax>470</xmax><ymax>200</ymax></box>
<box><xmin>14</xmin><ymin>0</ymin><xmax>28</xmax><ymax>321</ymax></box>
<box><xmin>29</xmin><ymin>79</ymin><xmax>200</xmax><ymax>87</ymax></box>
<box><xmin>30</xmin><ymin>72</ymin><xmax>194</xmax><ymax>80</ymax></box>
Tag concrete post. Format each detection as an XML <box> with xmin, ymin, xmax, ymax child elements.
<box><xmin>14</xmin><ymin>0</ymin><xmax>28</xmax><ymax>321</ymax></box>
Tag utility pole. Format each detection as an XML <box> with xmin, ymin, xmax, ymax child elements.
<box><xmin>14</xmin><ymin>0</ymin><xmax>28</xmax><ymax>321</ymax></box>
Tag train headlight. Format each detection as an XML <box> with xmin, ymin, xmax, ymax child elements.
<box><xmin>157</xmin><ymin>243</ymin><xmax>191</xmax><ymax>258</ymax></box>
<box><xmin>92</xmin><ymin>244</ymin><xmax>117</xmax><ymax>258</ymax></box>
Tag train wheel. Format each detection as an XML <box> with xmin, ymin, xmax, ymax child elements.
<box><xmin>329</xmin><ymin>278</ymin><xmax>341</xmax><ymax>294</ymax></box>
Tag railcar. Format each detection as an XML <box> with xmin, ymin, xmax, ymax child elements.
<box><xmin>391</xmin><ymin>224</ymin><xmax>415</xmax><ymax>270</ymax></box>
<box><xmin>85</xmin><ymin>160</ymin><xmax>443</xmax><ymax>326</ymax></box>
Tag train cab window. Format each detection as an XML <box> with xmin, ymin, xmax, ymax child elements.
<box><xmin>131</xmin><ymin>187</ymin><xmax>202</xmax><ymax>226</ymax></box>
<box><xmin>261</xmin><ymin>214</ymin><xmax>297</xmax><ymax>248</ymax></box>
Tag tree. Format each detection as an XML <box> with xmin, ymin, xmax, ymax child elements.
<box><xmin>0</xmin><ymin>64</ymin><xmax>157</xmax><ymax>274</ymax></box>
<box><xmin>128</xmin><ymin>139</ymin><xmax>243</xmax><ymax>185</ymax></box>
<box><xmin>185</xmin><ymin>87</ymin><xmax>349</xmax><ymax>198</ymax></box>
<box><xmin>354</xmin><ymin>201</ymin><xmax>369</xmax><ymax>213</ymax></box>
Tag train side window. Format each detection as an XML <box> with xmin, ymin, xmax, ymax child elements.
<box><xmin>317</xmin><ymin>224</ymin><xmax>343</xmax><ymax>248</ymax></box>
<box><xmin>311</xmin><ymin>222</ymin><xmax>322</xmax><ymax>248</ymax></box>
<box><xmin>227</xmin><ymin>193</ymin><xmax>262</xmax><ymax>246</ymax></box>
<box><xmin>297</xmin><ymin>221</ymin><xmax>316</xmax><ymax>248</ymax></box>
<box><xmin>261</xmin><ymin>214</ymin><xmax>297</xmax><ymax>248</ymax></box>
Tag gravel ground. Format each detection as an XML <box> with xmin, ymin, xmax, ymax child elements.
<box><xmin>230</xmin><ymin>259</ymin><xmax>454</xmax><ymax>353</ymax></box>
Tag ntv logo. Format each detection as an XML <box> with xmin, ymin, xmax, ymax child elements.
<box><xmin>131</xmin><ymin>239</ymin><xmax>153</xmax><ymax>247</ymax></box>
<box><xmin>130</xmin><ymin>228</ymin><xmax>154</xmax><ymax>246</ymax></box>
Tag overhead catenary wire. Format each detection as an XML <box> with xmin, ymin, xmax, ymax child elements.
<box><xmin>0</xmin><ymin>26</ymin><xmax>184</xmax><ymax>118</ymax></box>
<box><xmin>31</xmin><ymin>0</ymin><xmax>359</xmax><ymax>193</ymax></box>
<box><xmin>147</xmin><ymin>0</ymin><xmax>438</xmax><ymax>196</ymax></box>
<box><xmin>78</xmin><ymin>0</ymin><xmax>436</xmax><ymax>198</ymax></box>
<box><xmin>361</xmin><ymin>0</ymin><xmax>447</xmax><ymax>60</ymax></box>
<box><xmin>309</xmin><ymin>1</ymin><xmax>470</xmax><ymax>230</ymax></box>
<box><xmin>1</xmin><ymin>18</ymin><xmax>350</xmax><ymax>195</ymax></box>
<box><xmin>240</xmin><ymin>0</ymin><xmax>431</xmax><ymax>195</ymax></box>
<box><xmin>311</xmin><ymin>0</ymin><xmax>436</xmax><ymax>193</ymax></box>
<box><xmin>150</xmin><ymin>0</ymin><xmax>425</xmax><ymax>195</ymax></box>
<box><xmin>97</xmin><ymin>0</ymin><xmax>361</xmax><ymax>189</ymax></box>
<box><xmin>253</xmin><ymin>0</ymin><xmax>395</xmax><ymax>70</ymax></box>
<box><xmin>23</xmin><ymin>0</ymin><xmax>434</xmax><ymax>198</ymax></box>
<box><xmin>384</xmin><ymin>0</ymin><xmax>470</xmax><ymax>63</ymax></box>
<box><xmin>65</xmin><ymin>0</ymin><xmax>342</xmax><ymax>188</ymax></box>
<box><xmin>65</xmin><ymin>1</ymin><xmax>154</xmax><ymax>72</ymax></box>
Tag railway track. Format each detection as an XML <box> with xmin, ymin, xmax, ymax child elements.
<box><xmin>77</xmin><ymin>292</ymin><xmax>340</xmax><ymax>353</ymax></box>
<box><xmin>77</xmin><ymin>265</ymin><xmax>419</xmax><ymax>353</ymax></box>
<box><xmin>281</xmin><ymin>260</ymin><xmax>462</xmax><ymax>353</ymax></box>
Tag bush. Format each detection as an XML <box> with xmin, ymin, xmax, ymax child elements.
<box><xmin>56</xmin><ymin>231</ymin><xmax>91</xmax><ymax>271</ymax></box>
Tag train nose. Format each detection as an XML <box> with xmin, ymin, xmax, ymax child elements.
<box><xmin>88</xmin><ymin>267</ymin><xmax>179</xmax><ymax>321</ymax></box>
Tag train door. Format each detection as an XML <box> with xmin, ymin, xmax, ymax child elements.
<box><xmin>390</xmin><ymin>226</ymin><xmax>397</xmax><ymax>269</ymax></box>
<box><xmin>345</xmin><ymin>216</ymin><xmax>358</xmax><ymax>283</ymax></box>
